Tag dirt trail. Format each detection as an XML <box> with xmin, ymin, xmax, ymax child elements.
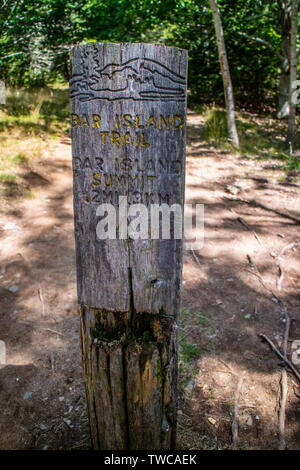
<box><xmin>0</xmin><ymin>114</ymin><xmax>299</xmax><ymax>449</ymax></box>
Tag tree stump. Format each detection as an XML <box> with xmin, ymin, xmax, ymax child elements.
<box><xmin>70</xmin><ymin>42</ymin><xmax>187</xmax><ymax>450</ymax></box>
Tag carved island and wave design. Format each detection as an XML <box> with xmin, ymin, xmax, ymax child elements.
<box><xmin>70</xmin><ymin>57</ymin><xmax>186</xmax><ymax>102</ymax></box>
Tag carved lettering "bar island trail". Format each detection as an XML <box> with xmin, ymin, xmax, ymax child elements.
<box><xmin>70</xmin><ymin>42</ymin><xmax>187</xmax><ymax>450</ymax></box>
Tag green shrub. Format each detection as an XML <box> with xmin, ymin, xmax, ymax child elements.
<box><xmin>203</xmin><ymin>107</ymin><xmax>228</xmax><ymax>143</ymax></box>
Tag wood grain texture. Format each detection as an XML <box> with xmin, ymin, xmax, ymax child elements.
<box><xmin>71</xmin><ymin>42</ymin><xmax>187</xmax><ymax>450</ymax></box>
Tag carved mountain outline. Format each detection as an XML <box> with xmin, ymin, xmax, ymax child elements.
<box><xmin>70</xmin><ymin>57</ymin><xmax>186</xmax><ymax>102</ymax></box>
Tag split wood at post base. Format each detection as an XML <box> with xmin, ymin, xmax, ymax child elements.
<box><xmin>70</xmin><ymin>42</ymin><xmax>187</xmax><ymax>450</ymax></box>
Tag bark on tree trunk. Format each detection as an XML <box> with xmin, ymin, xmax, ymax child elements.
<box><xmin>278</xmin><ymin>66</ymin><xmax>290</xmax><ymax>119</ymax></box>
<box><xmin>286</xmin><ymin>0</ymin><xmax>299</xmax><ymax>150</ymax></box>
<box><xmin>278</xmin><ymin>1</ymin><xmax>292</xmax><ymax>118</ymax></box>
<box><xmin>70</xmin><ymin>42</ymin><xmax>187</xmax><ymax>450</ymax></box>
<box><xmin>278</xmin><ymin>43</ymin><xmax>291</xmax><ymax>118</ymax></box>
<box><xmin>209</xmin><ymin>0</ymin><xmax>239</xmax><ymax>149</ymax></box>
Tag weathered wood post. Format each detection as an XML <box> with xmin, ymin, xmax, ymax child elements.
<box><xmin>70</xmin><ymin>42</ymin><xmax>187</xmax><ymax>450</ymax></box>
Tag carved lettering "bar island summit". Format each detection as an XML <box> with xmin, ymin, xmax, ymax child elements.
<box><xmin>70</xmin><ymin>42</ymin><xmax>187</xmax><ymax>450</ymax></box>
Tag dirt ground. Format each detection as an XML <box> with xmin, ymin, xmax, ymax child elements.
<box><xmin>0</xmin><ymin>111</ymin><xmax>299</xmax><ymax>450</ymax></box>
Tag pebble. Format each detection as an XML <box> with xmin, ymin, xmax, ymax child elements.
<box><xmin>207</xmin><ymin>417</ymin><xmax>217</xmax><ymax>425</ymax></box>
<box><xmin>3</xmin><ymin>222</ymin><xmax>20</xmax><ymax>230</ymax></box>
<box><xmin>186</xmin><ymin>379</ymin><xmax>195</xmax><ymax>391</ymax></box>
<box><xmin>8</xmin><ymin>285</ymin><xmax>19</xmax><ymax>293</ymax></box>
<box><xmin>23</xmin><ymin>392</ymin><xmax>32</xmax><ymax>400</ymax></box>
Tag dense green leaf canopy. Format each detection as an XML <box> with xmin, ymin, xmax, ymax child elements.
<box><xmin>0</xmin><ymin>0</ymin><xmax>299</xmax><ymax>107</ymax></box>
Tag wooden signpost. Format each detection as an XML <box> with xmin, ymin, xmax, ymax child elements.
<box><xmin>70</xmin><ymin>42</ymin><xmax>187</xmax><ymax>450</ymax></box>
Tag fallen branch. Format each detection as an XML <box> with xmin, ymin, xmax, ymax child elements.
<box><xmin>246</xmin><ymin>253</ymin><xmax>277</xmax><ymax>296</ymax></box>
<box><xmin>225</xmin><ymin>196</ymin><xmax>300</xmax><ymax>225</ymax></box>
<box><xmin>278</xmin><ymin>304</ymin><xmax>290</xmax><ymax>450</ymax></box>
<box><xmin>293</xmin><ymin>386</ymin><xmax>300</xmax><ymax>398</ymax></box>
<box><xmin>278</xmin><ymin>242</ymin><xmax>300</xmax><ymax>259</ymax></box>
<box><xmin>41</xmin><ymin>328</ymin><xmax>65</xmax><ymax>337</ymax></box>
<box><xmin>282</xmin><ymin>304</ymin><xmax>290</xmax><ymax>359</ymax></box>
<box><xmin>277</xmin><ymin>264</ymin><xmax>284</xmax><ymax>291</ymax></box>
<box><xmin>191</xmin><ymin>248</ymin><xmax>202</xmax><ymax>269</ymax></box>
<box><xmin>237</xmin><ymin>216</ymin><xmax>263</xmax><ymax>247</ymax></box>
<box><xmin>232</xmin><ymin>374</ymin><xmax>244</xmax><ymax>450</ymax></box>
<box><xmin>249</xmin><ymin>200</ymin><xmax>300</xmax><ymax>225</ymax></box>
<box><xmin>218</xmin><ymin>359</ymin><xmax>239</xmax><ymax>377</ymax></box>
<box><xmin>259</xmin><ymin>334</ymin><xmax>300</xmax><ymax>384</ymax></box>
<box><xmin>38</xmin><ymin>286</ymin><xmax>45</xmax><ymax>316</ymax></box>
<box><xmin>247</xmin><ymin>268</ymin><xmax>279</xmax><ymax>301</ymax></box>
<box><xmin>279</xmin><ymin>369</ymin><xmax>288</xmax><ymax>450</ymax></box>
<box><xmin>247</xmin><ymin>253</ymin><xmax>257</xmax><ymax>270</ymax></box>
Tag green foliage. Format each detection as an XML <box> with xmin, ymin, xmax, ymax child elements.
<box><xmin>11</xmin><ymin>153</ymin><xmax>29</xmax><ymax>166</ymax></box>
<box><xmin>0</xmin><ymin>86</ymin><xmax>71</xmax><ymax>200</ymax></box>
<box><xmin>178</xmin><ymin>339</ymin><xmax>199</xmax><ymax>389</ymax></box>
<box><xmin>179</xmin><ymin>342</ymin><xmax>200</xmax><ymax>362</ymax></box>
<box><xmin>203</xmin><ymin>107</ymin><xmax>228</xmax><ymax>144</ymax></box>
<box><xmin>180</xmin><ymin>307</ymin><xmax>209</xmax><ymax>326</ymax></box>
<box><xmin>1</xmin><ymin>86</ymin><xmax>69</xmax><ymax>135</ymax></box>
<box><xmin>0</xmin><ymin>0</ymin><xmax>297</xmax><ymax>108</ymax></box>
<box><xmin>178</xmin><ymin>360</ymin><xmax>198</xmax><ymax>390</ymax></box>
<box><xmin>0</xmin><ymin>172</ymin><xmax>16</xmax><ymax>184</ymax></box>
<box><xmin>201</xmin><ymin>106</ymin><xmax>300</xmax><ymax>176</ymax></box>
<box><xmin>178</xmin><ymin>306</ymin><xmax>212</xmax><ymax>389</ymax></box>
<box><xmin>285</xmin><ymin>156</ymin><xmax>300</xmax><ymax>173</ymax></box>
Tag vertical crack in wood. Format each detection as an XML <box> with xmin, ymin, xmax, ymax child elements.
<box><xmin>91</xmin><ymin>393</ymin><xmax>100</xmax><ymax>449</ymax></box>
<box><xmin>122</xmin><ymin>266</ymin><xmax>135</xmax><ymax>449</ymax></box>
<box><xmin>80</xmin><ymin>308</ymin><xmax>101</xmax><ymax>449</ymax></box>
<box><xmin>121</xmin><ymin>339</ymin><xmax>131</xmax><ymax>449</ymax></box>
<box><xmin>128</xmin><ymin>265</ymin><xmax>134</xmax><ymax>329</ymax></box>
<box><xmin>80</xmin><ymin>303</ymin><xmax>178</xmax><ymax>448</ymax></box>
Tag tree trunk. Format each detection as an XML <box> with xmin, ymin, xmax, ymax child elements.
<box><xmin>209</xmin><ymin>0</ymin><xmax>239</xmax><ymax>149</ymax></box>
<box><xmin>278</xmin><ymin>1</ymin><xmax>291</xmax><ymax>118</ymax></box>
<box><xmin>286</xmin><ymin>0</ymin><xmax>299</xmax><ymax>151</ymax></box>
<box><xmin>278</xmin><ymin>66</ymin><xmax>290</xmax><ymax>119</ymax></box>
<box><xmin>278</xmin><ymin>38</ymin><xmax>290</xmax><ymax>118</ymax></box>
<box><xmin>70</xmin><ymin>42</ymin><xmax>187</xmax><ymax>449</ymax></box>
